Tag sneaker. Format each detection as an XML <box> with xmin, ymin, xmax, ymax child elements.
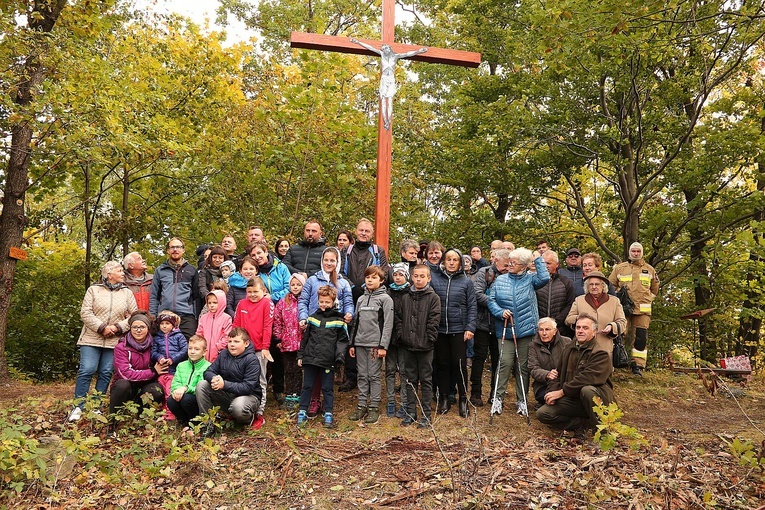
<box><xmin>401</xmin><ymin>415</ymin><xmax>415</xmax><ymax>427</ymax></box>
<box><xmin>490</xmin><ymin>398</ymin><xmax>503</xmax><ymax>415</ymax></box>
<box><xmin>323</xmin><ymin>412</ymin><xmax>335</xmax><ymax>428</ymax></box>
<box><xmin>416</xmin><ymin>416</ymin><xmax>431</xmax><ymax>429</ymax></box>
<box><xmin>348</xmin><ymin>406</ymin><xmax>368</xmax><ymax>421</ymax></box>
<box><xmin>364</xmin><ymin>408</ymin><xmax>380</xmax><ymax>424</ymax></box>
<box><xmin>68</xmin><ymin>407</ymin><xmax>82</xmax><ymax>422</ymax></box>
<box><xmin>251</xmin><ymin>414</ymin><xmax>265</xmax><ymax>431</ymax></box>
<box><xmin>395</xmin><ymin>406</ymin><xmax>407</xmax><ymax>419</ymax></box>
<box><xmin>386</xmin><ymin>402</ymin><xmax>396</xmax><ymax>417</ymax></box>
<box><xmin>516</xmin><ymin>402</ymin><xmax>528</xmax><ymax>417</ymax></box>
<box><xmin>297</xmin><ymin>410</ymin><xmax>308</xmax><ymax>427</ymax></box>
<box><xmin>469</xmin><ymin>395</ymin><xmax>484</xmax><ymax>408</ymax></box>
<box><xmin>307</xmin><ymin>398</ymin><xmax>322</xmax><ymax>418</ymax></box>
<box><xmin>284</xmin><ymin>394</ymin><xmax>300</xmax><ymax>410</ymax></box>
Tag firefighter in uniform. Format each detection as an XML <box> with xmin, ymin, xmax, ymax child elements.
<box><xmin>608</xmin><ymin>242</ymin><xmax>659</xmax><ymax>376</ymax></box>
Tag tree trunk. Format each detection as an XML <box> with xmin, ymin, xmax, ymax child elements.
<box><xmin>735</xmin><ymin>115</ymin><xmax>765</xmax><ymax>363</ymax></box>
<box><xmin>0</xmin><ymin>0</ymin><xmax>68</xmax><ymax>381</ymax></box>
<box><xmin>684</xmin><ymin>186</ymin><xmax>714</xmax><ymax>363</ymax></box>
<box><xmin>122</xmin><ymin>165</ymin><xmax>130</xmax><ymax>258</ymax></box>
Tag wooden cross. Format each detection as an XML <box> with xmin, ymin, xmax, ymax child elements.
<box><xmin>290</xmin><ymin>0</ymin><xmax>480</xmax><ymax>252</ymax></box>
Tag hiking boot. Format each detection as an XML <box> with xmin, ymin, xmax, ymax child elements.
<box><xmin>386</xmin><ymin>402</ymin><xmax>396</xmax><ymax>417</ymax></box>
<box><xmin>364</xmin><ymin>408</ymin><xmax>380</xmax><ymax>424</ymax></box>
<box><xmin>307</xmin><ymin>398</ymin><xmax>322</xmax><ymax>418</ymax></box>
<box><xmin>323</xmin><ymin>412</ymin><xmax>335</xmax><ymax>428</ymax></box>
<box><xmin>437</xmin><ymin>397</ymin><xmax>450</xmax><ymax>415</ymax></box>
<box><xmin>348</xmin><ymin>406</ymin><xmax>368</xmax><ymax>421</ymax></box>
<box><xmin>250</xmin><ymin>414</ymin><xmax>265</xmax><ymax>431</ymax></box>
<box><xmin>274</xmin><ymin>393</ymin><xmax>285</xmax><ymax>407</ymax></box>
<box><xmin>401</xmin><ymin>415</ymin><xmax>415</xmax><ymax>427</ymax></box>
<box><xmin>458</xmin><ymin>396</ymin><xmax>469</xmax><ymax>418</ymax></box>
<box><xmin>448</xmin><ymin>392</ymin><xmax>457</xmax><ymax>405</ymax></box>
<box><xmin>297</xmin><ymin>410</ymin><xmax>308</xmax><ymax>427</ymax></box>
<box><xmin>395</xmin><ymin>406</ymin><xmax>407</xmax><ymax>419</ymax></box>
<box><xmin>469</xmin><ymin>395</ymin><xmax>484</xmax><ymax>408</ymax></box>
<box><xmin>416</xmin><ymin>416</ymin><xmax>431</xmax><ymax>429</ymax></box>
<box><xmin>516</xmin><ymin>402</ymin><xmax>528</xmax><ymax>417</ymax></box>
<box><xmin>630</xmin><ymin>362</ymin><xmax>644</xmax><ymax>377</ymax></box>
<box><xmin>284</xmin><ymin>394</ymin><xmax>300</xmax><ymax>411</ymax></box>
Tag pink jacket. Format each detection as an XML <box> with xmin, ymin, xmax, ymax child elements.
<box><xmin>273</xmin><ymin>293</ymin><xmax>301</xmax><ymax>352</ymax></box>
<box><xmin>113</xmin><ymin>333</ymin><xmax>156</xmax><ymax>383</ymax></box>
<box><xmin>195</xmin><ymin>289</ymin><xmax>232</xmax><ymax>362</ymax></box>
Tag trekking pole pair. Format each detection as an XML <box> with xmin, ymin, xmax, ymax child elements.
<box><xmin>489</xmin><ymin>314</ymin><xmax>530</xmax><ymax>425</ymax></box>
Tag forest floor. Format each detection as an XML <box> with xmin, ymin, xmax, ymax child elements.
<box><xmin>1</xmin><ymin>368</ymin><xmax>764</xmax><ymax>509</ymax></box>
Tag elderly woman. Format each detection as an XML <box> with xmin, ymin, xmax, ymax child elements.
<box><xmin>69</xmin><ymin>261</ymin><xmax>138</xmax><ymax>421</ymax></box>
<box><xmin>430</xmin><ymin>248</ymin><xmax>477</xmax><ymax>417</ymax></box>
<box><xmin>488</xmin><ymin>248</ymin><xmax>549</xmax><ymax>416</ymax></box>
<box><xmin>565</xmin><ymin>271</ymin><xmax>626</xmax><ymax>355</ymax></box>
<box><xmin>528</xmin><ymin>317</ymin><xmax>572</xmax><ymax>406</ymax></box>
<box><xmin>109</xmin><ymin>312</ymin><xmax>167</xmax><ymax>416</ymax></box>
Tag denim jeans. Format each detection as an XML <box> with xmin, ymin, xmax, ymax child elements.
<box><xmin>74</xmin><ymin>345</ymin><xmax>115</xmax><ymax>408</ymax></box>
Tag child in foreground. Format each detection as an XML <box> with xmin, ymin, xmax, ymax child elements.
<box><xmin>297</xmin><ymin>286</ymin><xmax>349</xmax><ymax>428</ymax></box>
<box><xmin>196</xmin><ymin>328</ymin><xmax>262</xmax><ymax>435</ymax></box>
<box><xmin>196</xmin><ymin>289</ymin><xmax>232</xmax><ymax>362</ymax></box>
<box><xmin>348</xmin><ymin>265</ymin><xmax>394</xmax><ymax>424</ymax></box>
<box><xmin>167</xmin><ymin>335</ymin><xmax>211</xmax><ymax>430</ymax></box>
<box><xmin>232</xmin><ymin>277</ymin><xmax>273</xmax><ymax>430</ymax></box>
<box><xmin>151</xmin><ymin>310</ymin><xmax>188</xmax><ymax>420</ymax></box>
<box><xmin>273</xmin><ymin>273</ymin><xmax>306</xmax><ymax>408</ymax></box>
<box><xmin>395</xmin><ymin>264</ymin><xmax>441</xmax><ymax>427</ymax></box>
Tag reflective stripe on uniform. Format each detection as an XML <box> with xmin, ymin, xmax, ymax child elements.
<box><xmin>639</xmin><ymin>303</ymin><xmax>652</xmax><ymax>313</ymax></box>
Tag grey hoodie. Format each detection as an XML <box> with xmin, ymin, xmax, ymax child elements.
<box><xmin>350</xmin><ymin>285</ymin><xmax>394</xmax><ymax>349</ymax></box>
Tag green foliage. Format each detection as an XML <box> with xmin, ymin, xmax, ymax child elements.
<box><xmin>6</xmin><ymin>240</ymin><xmax>85</xmax><ymax>381</ymax></box>
<box><xmin>726</xmin><ymin>437</ymin><xmax>765</xmax><ymax>474</ymax></box>
<box><xmin>0</xmin><ymin>407</ymin><xmax>49</xmax><ymax>494</ymax></box>
<box><xmin>593</xmin><ymin>398</ymin><xmax>647</xmax><ymax>452</ymax></box>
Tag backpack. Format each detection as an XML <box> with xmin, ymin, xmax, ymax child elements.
<box><xmin>343</xmin><ymin>243</ymin><xmax>381</xmax><ymax>275</ymax></box>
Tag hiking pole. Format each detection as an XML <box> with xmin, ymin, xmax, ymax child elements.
<box><xmin>509</xmin><ymin>314</ymin><xmax>531</xmax><ymax>426</ymax></box>
<box><xmin>489</xmin><ymin>317</ymin><xmax>508</xmax><ymax>424</ymax></box>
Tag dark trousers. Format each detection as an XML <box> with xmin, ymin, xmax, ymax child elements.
<box><xmin>401</xmin><ymin>348</ymin><xmax>433</xmax><ymax>419</ymax></box>
<box><xmin>178</xmin><ymin>314</ymin><xmax>198</xmax><ymax>341</ymax></box>
<box><xmin>300</xmin><ymin>364</ymin><xmax>335</xmax><ymax>413</ymax></box>
<box><xmin>435</xmin><ymin>333</ymin><xmax>468</xmax><ymax>399</ymax></box>
<box><xmin>282</xmin><ymin>351</ymin><xmax>302</xmax><ymax>395</ymax></box>
<box><xmin>536</xmin><ymin>385</ymin><xmax>611</xmax><ymax>430</ymax></box>
<box><xmin>270</xmin><ymin>343</ymin><xmax>285</xmax><ymax>394</ymax></box>
<box><xmin>109</xmin><ymin>379</ymin><xmax>164</xmax><ymax>415</ymax></box>
<box><xmin>166</xmin><ymin>393</ymin><xmax>200</xmax><ymax>425</ymax></box>
<box><xmin>471</xmin><ymin>329</ymin><xmax>498</xmax><ymax>398</ymax></box>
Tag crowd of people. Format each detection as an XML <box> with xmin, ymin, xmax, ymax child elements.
<box><xmin>69</xmin><ymin>219</ymin><xmax>659</xmax><ymax>437</ymax></box>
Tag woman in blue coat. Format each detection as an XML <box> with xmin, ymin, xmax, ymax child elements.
<box><xmin>429</xmin><ymin>248</ymin><xmax>477</xmax><ymax>417</ymax></box>
<box><xmin>488</xmin><ymin>248</ymin><xmax>549</xmax><ymax>416</ymax></box>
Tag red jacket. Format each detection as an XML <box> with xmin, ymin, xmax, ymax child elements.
<box><xmin>233</xmin><ymin>297</ymin><xmax>274</xmax><ymax>351</ymax></box>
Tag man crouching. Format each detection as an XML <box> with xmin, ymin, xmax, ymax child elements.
<box><xmin>536</xmin><ymin>313</ymin><xmax>614</xmax><ymax>432</ymax></box>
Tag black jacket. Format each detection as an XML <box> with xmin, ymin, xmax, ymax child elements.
<box><xmin>204</xmin><ymin>345</ymin><xmax>262</xmax><ymax>400</ymax></box>
<box><xmin>299</xmin><ymin>309</ymin><xmax>349</xmax><ymax>370</ymax></box>
<box><xmin>282</xmin><ymin>238</ymin><xmax>327</xmax><ymax>277</ymax></box>
<box><xmin>394</xmin><ymin>285</ymin><xmax>441</xmax><ymax>351</ymax></box>
<box><xmin>535</xmin><ymin>273</ymin><xmax>575</xmax><ymax>328</ymax></box>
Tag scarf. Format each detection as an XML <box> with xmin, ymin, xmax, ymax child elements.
<box><xmin>584</xmin><ymin>291</ymin><xmax>609</xmax><ymax>310</ymax></box>
<box><xmin>102</xmin><ymin>279</ymin><xmax>125</xmax><ymax>291</ymax></box>
<box><xmin>167</xmin><ymin>258</ymin><xmax>186</xmax><ymax>270</ymax></box>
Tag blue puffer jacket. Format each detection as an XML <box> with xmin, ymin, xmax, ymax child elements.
<box><xmin>488</xmin><ymin>256</ymin><xmax>550</xmax><ymax>339</ymax></box>
<box><xmin>298</xmin><ymin>271</ymin><xmax>354</xmax><ymax>321</ymax></box>
<box><xmin>429</xmin><ymin>250</ymin><xmax>477</xmax><ymax>335</ymax></box>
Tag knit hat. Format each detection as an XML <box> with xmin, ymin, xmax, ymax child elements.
<box><xmin>156</xmin><ymin>312</ymin><xmax>179</xmax><ymax>328</ymax></box>
<box><xmin>220</xmin><ymin>260</ymin><xmax>236</xmax><ymax>272</ymax></box>
<box><xmin>129</xmin><ymin>313</ymin><xmax>152</xmax><ymax>329</ymax></box>
<box><xmin>290</xmin><ymin>272</ymin><xmax>307</xmax><ymax>286</ymax></box>
<box><xmin>391</xmin><ymin>262</ymin><xmax>410</xmax><ymax>279</ymax></box>
<box><xmin>629</xmin><ymin>242</ymin><xmax>644</xmax><ymax>261</ymax></box>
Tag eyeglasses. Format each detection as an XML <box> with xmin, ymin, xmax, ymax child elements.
<box><xmin>168</xmin><ymin>245</ymin><xmax>184</xmax><ymax>250</ymax></box>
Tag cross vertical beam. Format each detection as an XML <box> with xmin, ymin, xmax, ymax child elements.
<box><xmin>290</xmin><ymin>0</ymin><xmax>481</xmax><ymax>252</ymax></box>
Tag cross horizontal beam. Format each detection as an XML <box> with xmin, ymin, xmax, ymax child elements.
<box><xmin>290</xmin><ymin>32</ymin><xmax>481</xmax><ymax>68</ymax></box>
